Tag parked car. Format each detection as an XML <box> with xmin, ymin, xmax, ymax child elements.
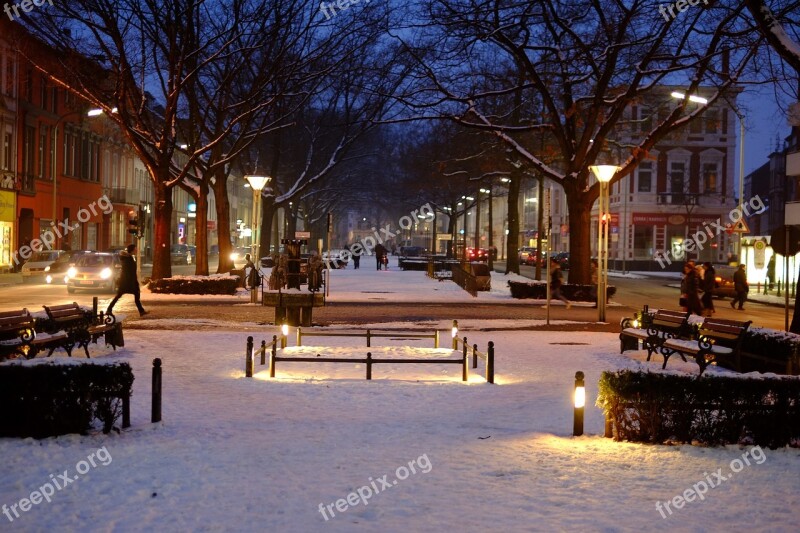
<box><xmin>466</xmin><ymin>247</ymin><xmax>489</xmax><ymax>262</ymax></box>
<box><xmin>21</xmin><ymin>250</ymin><xmax>64</xmax><ymax>283</ymax></box>
<box><xmin>170</xmin><ymin>244</ymin><xmax>191</xmax><ymax>265</ymax></box>
<box><xmin>552</xmin><ymin>252</ymin><xmax>570</xmax><ymax>270</ymax></box>
<box><xmin>399</xmin><ymin>246</ymin><xmax>426</xmax><ymax>257</ymax></box>
<box><xmin>524</xmin><ymin>250</ymin><xmax>547</xmax><ymax>266</ymax></box>
<box><xmin>66</xmin><ymin>252</ymin><xmax>121</xmax><ymax>293</ymax></box>
<box><xmin>45</xmin><ymin>250</ymin><xmax>94</xmax><ymax>285</ymax></box>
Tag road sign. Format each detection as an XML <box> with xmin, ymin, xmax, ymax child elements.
<box><xmin>295</xmin><ymin>231</ymin><xmax>311</xmax><ymax>239</ymax></box>
<box><xmin>731</xmin><ymin>219</ymin><xmax>750</xmax><ymax>233</ymax></box>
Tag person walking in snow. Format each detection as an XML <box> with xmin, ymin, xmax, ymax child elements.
<box><xmin>107</xmin><ymin>244</ymin><xmax>147</xmax><ymax>317</ymax></box>
<box><xmin>549</xmin><ymin>258</ymin><xmax>571</xmax><ymax>309</ymax></box>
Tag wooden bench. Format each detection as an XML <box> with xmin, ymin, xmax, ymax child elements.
<box><xmin>42</xmin><ymin>303</ymin><xmax>123</xmax><ymax>358</ymax></box>
<box><xmin>661</xmin><ymin>317</ymin><xmax>752</xmax><ymax>375</ymax></box>
<box><xmin>620</xmin><ymin>309</ymin><xmax>692</xmax><ymax>367</ymax></box>
<box><xmin>0</xmin><ymin>308</ymin><xmax>71</xmax><ymax>360</ymax></box>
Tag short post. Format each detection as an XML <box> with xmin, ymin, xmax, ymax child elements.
<box><xmin>462</xmin><ymin>336</ymin><xmax>467</xmax><ymax>363</ymax></box>
<box><xmin>296</xmin><ymin>326</ymin><xmax>302</xmax><ymax>346</ymax></box>
<box><xmin>260</xmin><ymin>340</ymin><xmax>267</xmax><ymax>366</ymax></box>
<box><xmin>122</xmin><ymin>393</ymin><xmax>131</xmax><ymax>429</ymax></box>
<box><xmin>152</xmin><ymin>358</ymin><xmax>162</xmax><ymax>423</ymax></box>
<box><xmin>92</xmin><ymin>296</ymin><xmax>98</xmax><ymax>318</ymax></box>
<box><xmin>451</xmin><ymin>320</ymin><xmax>458</xmax><ymax>349</ymax></box>
<box><xmin>246</xmin><ymin>336</ymin><xmax>254</xmax><ymax>378</ymax></box>
<box><xmin>366</xmin><ymin>329</ymin><xmax>371</xmax><ymax>347</ymax></box>
<box><xmin>487</xmin><ymin>341</ymin><xmax>494</xmax><ymax>384</ymax></box>
<box><xmin>472</xmin><ymin>343</ymin><xmax>478</xmax><ymax>369</ymax></box>
<box><xmin>272</xmin><ymin>335</ymin><xmax>277</xmax><ymax>359</ymax></box>
<box><xmin>573</xmin><ymin>371</ymin><xmax>585</xmax><ymax>437</ymax></box>
<box><xmin>434</xmin><ymin>330</ymin><xmax>439</xmax><ymax>349</ymax></box>
<box><xmin>281</xmin><ymin>322</ymin><xmax>289</xmax><ymax>349</ymax></box>
<box><xmin>366</xmin><ymin>352</ymin><xmax>373</xmax><ymax>380</ymax></box>
<box><xmin>462</xmin><ymin>347</ymin><xmax>468</xmax><ymax>382</ymax></box>
<box><xmin>604</xmin><ymin>412</ymin><xmax>613</xmax><ymax>438</ymax></box>
<box><xmin>269</xmin><ymin>345</ymin><xmax>276</xmax><ymax>378</ymax></box>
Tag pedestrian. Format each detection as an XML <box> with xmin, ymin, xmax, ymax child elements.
<box><xmin>701</xmin><ymin>262</ymin><xmax>716</xmax><ymax>316</ymax></box>
<box><xmin>375</xmin><ymin>243</ymin><xmax>388</xmax><ymax>271</ymax></box>
<box><xmin>351</xmin><ymin>245</ymin><xmax>360</xmax><ymax>269</ymax></box>
<box><xmin>308</xmin><ymin>251</ymin><xmax>323</xmax><ymax>291</ymax></box>
<box><xmin>107</xmin><ymin>244</ymin><xmax>147</xmax><ymax>317</ymax></box>
<box><xmin>767</xmin><ymin>255</ymin><xmax>776</xmax><ymax>290</ymax></box>
<box><xmin>732</xmin><ymin>264</ymin><xmax>749</xmax><ymax>310</ymax></box>
<box><xmin>680</xmin><ymin>260</ymin><xmax>703</xmax><ymax>316</ymax></box>
<box><xmin>549</xmin><ymin>258</ymin><xmax>571</xmax><ymax>309</ymax></box>
<box><xmin>244</xmin><ymin>253</ymin><xmax>260</xmax><ymax>289</ymax></box>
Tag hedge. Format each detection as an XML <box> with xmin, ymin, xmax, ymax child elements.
<box><xmin>507</xmin><ymin>280</ymin><xmax>616</xmax><ymax>301</ymax></box>
<box><xmin>0</xmin><ymin>361</ymin><xmax>134</xmax><ymax>438</ymax></box>
<box><xmin>148</xmin><ymin>274</ymin><xmax>240</xmax><ymax>295</ymax></box>
<box><xmin>597</xmin><ymin>370</ymin><xmax>800</xmax><ymax>448</ymax></box>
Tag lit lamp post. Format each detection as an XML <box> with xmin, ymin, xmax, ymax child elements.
<box><xmin>590</xmin><ymin>164</ymin><xmax>619</xmax><ymax>322</ymax></box>
<box><xmin>245</xmin><ymin>175</ymin><xmax>271</xmax><ymax>302</ymax></box>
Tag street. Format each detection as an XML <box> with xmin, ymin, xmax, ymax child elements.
<box><xmin>0</xmin><ymin>264</ymin><xmax>792</xmax><ymax>332</ymax></box>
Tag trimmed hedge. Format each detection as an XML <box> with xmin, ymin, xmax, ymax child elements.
<box><xmin>508</xmin><ymin>280</ymin><xmax>616</xmax><ymax>301</ymax></box>
<box><xmin>597</xmin><ymin>370</ymin><xmax>800</xmax><ymax>448</ymax></box>
<box><xmin>149</xmin><ymin>275</ymin><xmax>240</xmax><ymax>295</ymax></box>
<box><xmin>0</xmin><ymin>361</ymin><xmax>134</xmax><ymax>438</ymax></box>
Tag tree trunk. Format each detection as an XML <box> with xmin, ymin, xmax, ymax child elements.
<box><xmin>211</xmin><ymin>171</ymin><xmax>233</xmax><ymax>273</ymax></box>
<box><xmin>566</xmin><ymin>190</ymin><xmax>593</xmax><ymax>284</ymax></box>
<box><xmin>286</xmin><ymin>205</ymin><xmax>298</xmax><ymax>237</ymax></box>
<box><xmin>790</xmin><ymin>264</ymin><xmax>800</xmax><ymax>334</ymax></box>
<box><xmin>194</xmin><ymin>182</ymin><xmax>209</xmax><ymax>276</ymax></box>
<box><xmin>151</xmin><ymin>179</ymin><xmax>173</xmax><ymax>280</ymax></box>
<box><xmin>504</xmin><ymin>171</ymin><xmax>521</xmax><ymax>274</ymax></box>
<box><xmin>260</xmin><ymin>197</ymin><xmax>276</xmax><ymax>256</ymax></box>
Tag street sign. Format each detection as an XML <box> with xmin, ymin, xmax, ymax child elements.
<box><xmin>754</xmin><ymin>239</ymin><xmax>767</xmax><ymax>269</ymax></box>
<box><xmin>731</xmin><ymin>219</ymin><xmax>750</xmax><ymax>233</ymax></box>
<box><xmin>295</xmin><ymin>231</ymin><xmax>311</xmax><ymax>239</ymax></box>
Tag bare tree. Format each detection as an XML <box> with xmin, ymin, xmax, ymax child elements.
<box><xmin>398</xmin><ymin>0</ymin><xmax>762</xmax><ymax>282</ymax></box>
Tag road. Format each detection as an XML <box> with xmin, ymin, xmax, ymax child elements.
<box><xmin>0</xmin><ymin>262</ymin><xmax>792</xmax><ymax>331</ymax></box>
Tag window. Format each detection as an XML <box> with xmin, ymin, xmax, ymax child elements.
<box><xmin>689</xmin><ymin>115</ymin><xmax>702</xmax><ymax>134</ymax></box>
<box><xmin>40</xmin><ymin>76</ymin><xmax>48</xmax><ymax>111</ymax></box>
<box><xmin>1</xmin><ymin>131</ymin><xmax>11</xmax><ymax>171</ymax></box>
<box><xmin>640</xmin><ymin>106</ymin><xmax>652</xmax><ymax>132</ymax></box>
<box><xmin>703</xmin><ymin>163</ymin><xmax>718</xmax><ymax>193</ymax></box>
<box><xmin>39</xmin><ymin>126</ymin><xmax>49</xmax><ymax>179</ymax></box>
<box><xmin>705</xmin><ymin>109</ymin><xmax>719</xmax><ymax>134</ymax></box>
<box><xmin>670</xmin><ymin>162</ymin><xmax>686</xmax><ymax>204</ymax></box>
<box><xmin>23</xmin><ymin>126</ymin><xmax>35</xmax><ymax>176</ymax></box>
<box><xmin>637</xmin><ymin>162</ymin><xmax>652</xmax><ymax>192</ymax></box>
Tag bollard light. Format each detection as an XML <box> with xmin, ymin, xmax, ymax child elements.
<box><xmin>573</xmin><ymin>371</ymin><xmax>585</xmax><ymax>437</ymax></box>
<box><xmin>451</xmin><ymin>320</ymin><xmax>459</xmax><ymax>349</ymax></box>
<box><xmin>281</xmin><ymin>321</ymin><xmax>288</xmax><ymax>349</ymax></box>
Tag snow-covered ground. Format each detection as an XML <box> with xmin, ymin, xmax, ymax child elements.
<box><xmin>2</xmin><ymin>324</ymin><xmax>799</xmax><ymax>532</ymax></box>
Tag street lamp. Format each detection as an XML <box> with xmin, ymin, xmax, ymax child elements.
<box><xmin>590</xmin><ymin>164</ymin><xmax>619</xmax><ymax>322</ymax></box>
<box><xmin>245</xmin><ymin>175</ymin><xmax>271</xmax><ymax>266</ymax></box>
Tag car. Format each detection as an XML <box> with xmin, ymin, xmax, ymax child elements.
<box><xmin>21</xmin><ymin>250</ymin><xmax>64</xmax><ymax>282</ymax></box>
<box><xmin>711</xmin><ymin>264</ymin><xmax>737</xmax><ymax>299</ymax></box>
<box><xmin>399</xmin><ymin>246</ymin><xmax>426</xmax><ymax>257</ymax></box>
<box><xmin>105</xmin><ymin>246</ymin><xmax>127</xmax><ymax>254</ymax></box>
<box><xmin>518</xmin><ymin>246</ymin><xmax>537</xmax><ymax>263</ymax></box>
<box><xmin>466</xmin><ymin>247</ymin><xmax>489</xmax><ymax>262</ymax></box>
<box><xmin>45</xmin><ymin>250</ymin><xmax>94</xmax><ymax>285</ymax></box>
<box><xmin>322</xmin><ymin>249</ymin><xmax>349</xmax><ymax>269</ymax></box>
<box><xmin>229</xmin><ymin>246</ymin><xmax>252</xmax><ymax>267</ymax></box>
<box><xmin>170</xmin><ymin>244</ymin><xmax>191</xmax><ymax>265</ymax></box>
<box><xmin>552</xmin><ymin>252</ymin><xmax>570</xmax><ymax>270</ymax></box>
<box><xmin>209</xmin><ymin>244</ymin><xmax>220</xmax><ymax>257</ymax></box>
<box><xmin>524</xmin><ymin>250</ymin><xmax>547</xmax><ymax>266</ymax></box>
<box><xmin>66</xmin><ymin>253</ymin><xmax>121</xmax><ymax>293</ymax></box>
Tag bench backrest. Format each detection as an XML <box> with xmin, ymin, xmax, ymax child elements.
<box><xmin>649</xmin><ymin>309</ymin><xmax>690</xmax><ymax>335</ymax></box>
<box><xmin>0</xmin><ymin>309</ymin><xmax>35</xmax><ymax>341</ymax></box>
<box><xmin>698</xmin><ymin>318</ymin><xmax>751</xmax><ymax>349</ymax></box>
<box><xmin>43</xmin><ymin>303</ymin><xmax>89</xmax><ymax>323</ymax></box>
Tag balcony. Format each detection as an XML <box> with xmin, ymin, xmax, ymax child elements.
<box><xmin>107</xmin><ymin>187</ymin><xmax>139</xmax><ymax>205</ymax></box>
<box><xmin>657</xmin><ymin>193</ymin><xmax>701</xmax><ymax>206</ymax></box>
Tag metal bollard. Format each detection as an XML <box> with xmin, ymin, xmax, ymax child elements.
<box><xmin>472</xmin><ymin>343</ymin><xmax>478</xmax><ymax>369</ymax></box>
<box><xmin>366</xmin><ymin>352</ymin><xmax>373</xmax><ymax>380</ymax></box>
<box><xmin>487</xmin><ymin>341</ymin><xmax>494</xmax><ymax>384</ymax></box>
<box><xmin>246</xmin><ymin>336</ymin><xmax>254</xmax><ymax>378</ymax></box>
<box><xmin>151</xmin><ymin>358</ymin><xmax>162</xmax><ymax>423</ymax></box>
<box><xmin>260</xmin><ymin>339</ymin><xmax>267</xmax><ymax>366</ymax></box>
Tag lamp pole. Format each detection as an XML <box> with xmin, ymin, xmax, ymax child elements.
<box><xmin>591</xmin><ymin>165</ymin><xmax>619</xmax><ymax>322</ymax></box>
<box><xmin>244</xmin><ymin>175</ymin><xmax>271</xmax><ymax>302</ymax></box>
<box><xmin>737</xmin><ymin>112</ymin><xmax>745</xmax><ymax>263</ymax></box>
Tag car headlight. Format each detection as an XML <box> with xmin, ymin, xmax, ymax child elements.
<box><xmin>100</xmin><ymin>267</ymin><xmax>112</xmax><ymax>279</ymax></box>
<box><xmin>67</xmin><ymin>267</ymin><xmax>77</xmax><ymax>279</ymax></box>
<box><xmin>230</xmin><ymin>252</ymin><xmax>238</xmax><ymax>261</ymax></box>
<box><xmin>45</xmin><ymin>275</ymin><xmax>52</xmax><ymax>284</ymax></box>
<box><xmin>44</xmin><ymin>265</ymin><xmax>50</xmax><ymax>272</ymax></box>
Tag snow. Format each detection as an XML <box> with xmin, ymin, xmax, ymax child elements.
<box><xmin>2</xmin><ymin>322</ymin><xmax>799</xmax><ymax>531</ymax></box>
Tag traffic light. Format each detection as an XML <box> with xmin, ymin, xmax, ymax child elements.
<box><xmin>128</xmin><ymin>206</ymin><xmax>145</xmax><ymax>238</ymax></box>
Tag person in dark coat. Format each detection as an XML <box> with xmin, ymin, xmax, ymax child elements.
<box><xmin>375</xmin><ymin>243</ymin><xmax>388</xmax><ymax>270</ymax></box>
<box><xmin>244</xmin><ymin>253</ymin><xmax>260</xmax><ymax>289</ymax></box>
<box><xmin>701</xmin><ymin>262</ymin><xmax>716</xmax><ymax>316</ymax></box>
<box><xmin>107</xmin><ymin>244</ymin><xmax>147</xmax><ymax>316</ymax></box>
<box><xmin>732</xmin><ymin>264</ymin><xmax>749</xmax><ymax>310</ymax></box>
<box><xmin>351</xmin><ymin>245</ymin><xmax>360</xmax><ymax>269</ymax></box>
<box><xmin>767</xmin><ymin>256</ymin><xmax>776</xmax><ymax>290</ymax></box>
<box><xmin>680</xmin><ymin>261</ymin><xmax>703</xmax><ymax>316</ymax></box>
